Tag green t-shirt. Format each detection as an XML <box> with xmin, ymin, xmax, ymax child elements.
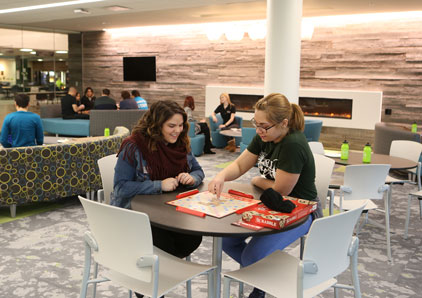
<box><xmin>247</xmin><ymin>130</ymin><xmax>317</xmax><ymax>201</ymax></box>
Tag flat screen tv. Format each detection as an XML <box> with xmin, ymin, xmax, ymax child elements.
<box><xmin>123</xmin><ymin>56</ymin><xmax>156</xmax><ymax>81</ymax></box>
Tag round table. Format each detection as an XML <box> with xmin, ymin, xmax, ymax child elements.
<box><xmin>131</xmin><ymin>181</ymin><xmax>309</xmax><ymax>298</ymax></box>
<box><xmin>330</xmin><ymin>150</ymin><xmax>417</xmax><ymax>170</ymax></box>
<box><xmin>219</xmin><ymin>128</ymin><xmax>242</xmax><ymax>138</ymax></box>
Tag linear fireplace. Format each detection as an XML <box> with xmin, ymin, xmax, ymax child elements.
<box><xmin>299</xmin><ymin>97</ymin><xmax>352</xmax><ymax>119</ymax></box>
<box><xmin>206</xmin><ymin>86</ymin><xmax>382</xmax><ymax>130</ymax></box>
<box><xmin>230</xmin><ymin>94</ymin><xmax>353</xmax><ymax>120</ymax></box>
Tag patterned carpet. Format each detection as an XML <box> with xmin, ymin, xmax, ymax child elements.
<box><xmin>1</xmin><ymin>148</ymin><xmax>422</xmax><ymax>298</ymax></box>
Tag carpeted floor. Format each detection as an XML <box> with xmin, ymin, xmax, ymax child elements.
<box><xmin>1</xmin><ymin>148</ymin><xmax>422</xmax><ymax>297</ymax></box>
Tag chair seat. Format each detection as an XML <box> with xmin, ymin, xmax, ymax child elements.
<box><xmin>105</xmin><ymin>246</ymin><xmax>214</xmax><ymax>297</ymax></box>
<box><xmin>409</xmin><ymin>189</ymin><xmax>422</xmax><ymax>197</ymax></box>
<box><xmin>331</xmin><ymin>197</ymin><xmax>378</xmax><ymax>211</ymax></box>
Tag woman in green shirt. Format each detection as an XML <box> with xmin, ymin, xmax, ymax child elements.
<box><xmin>208</xmin><ymin>93</ymin><xmax>321</xmax><ymax>298</ymax></box>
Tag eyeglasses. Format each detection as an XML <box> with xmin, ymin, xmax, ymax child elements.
<box><xmin>251</xmin><ymin>118</ymin><xmax>276</xmax><ymax>132</ymax></box>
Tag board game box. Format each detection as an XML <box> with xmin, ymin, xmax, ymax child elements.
<box><xmin>167</xmin><ymin>190</ymin><xmax>260</xmax><ymax>218</ymax></box>
<box><xmin>233</xmin><ymin>197</ymin><xmax>317</xmax><ymax>230</ymax></box>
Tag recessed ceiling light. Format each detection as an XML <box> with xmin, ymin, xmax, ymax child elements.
<box><xmin>104</xmin><ymin>5</ymin><xmax>130</xmax><ymax>12</ymax></box>
<box><xmin>0</xmin><ymin>0</ymin><xmax>104</xmax><ymax>14</ymax></box>
<box><xmin>20</xmin><ymin>48</ymin><xmax>33</xmax><ymax>52</ymax></box>
<box><xmin>30</xmin><ymin>51</ymin><xmax>37</xmax><ymax>55</ymax></box>
<box><xmin>74</xmin><ymin>8</ymin><xmax>91</xmax><ymax>14</ymax></box>
<box><xmin>56</xmin><ymin>50</ymin><xmax>68</xmax><ymax>54</ymax></box>
<box><xmin>37</xmin><ymin>59</ymin><xmax>43</xmax><ymax>62</ymax></box>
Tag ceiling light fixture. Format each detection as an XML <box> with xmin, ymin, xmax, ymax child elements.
<box><xmin>30</xmin><ymin>51</ymin><xmax>37</xmax><ymax>55</ymax></box>
<box><xmin>20</xmin><ymin>48</ymin><xmax>33</xmax><ymax>52</ymax></box>
<box><xmin>104</xmin><ymin>5</ymin><xmax>130</xmax><ymax>12</ymax></box>
<box><xmin>56</xmin><ymin>50</ymin><xmax>68</xmax><ymax>54</ymax></box>
<box><xmin>74</xmin><ymin>8</ymin><xmax>91</xmax><ymax>14</ymax></box>
<box><xmin>0</xmin><ymin>0</ymin><xmax>104</xmax><ymax>14</ymax></box>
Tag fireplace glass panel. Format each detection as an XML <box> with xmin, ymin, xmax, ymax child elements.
<box><xmin>229</xmin><ymin>94</ymin><xmax>263</xmax><ymax>112</ymax></box>
<box><xmin>299</xmin><ymin>97</ymin><xmax>352</xmax><ymax>119</ymax></box>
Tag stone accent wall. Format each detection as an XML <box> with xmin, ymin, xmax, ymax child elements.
<box><xmin>78</xmin><ymin>18</ymin><xmax>422</xmax><ymax>150</ymax></box>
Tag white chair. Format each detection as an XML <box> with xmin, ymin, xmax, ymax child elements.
<box><xmin>222</xmin><ymin>204</ymin><xmax>366</xmax><ymax>298</ymax></box>
<box><xmin>308</xmin><ymin>141</ymin><xmax>325</xmax><ymax>155</ymax></box>
<box><xmin>313</xmin><ymin>153</ymin><xmax>335</xmax><ymax>211</ymax></box>
<box><xmin>385</xmin><ymin>140</ymin><xmax>422</xmax><ymax>208</ymax></box>
<box><xmin>78</xmin><ymin>196</ymin><xmax>215</xmax><ymax>298</ymax></box>
<box><xmin>330</xmin><ymin>164</ymin><xmax>391</xmax><ymax>260</ymax></box>
<box><xmin>404</xmin><ymin>189</ymin><xmax>422</xmax><ymax>239</ymax></box>
<box><xmin>97</xmin><ymin>154</ymin><xmax>118</xmax><ymax>204</ymax></box>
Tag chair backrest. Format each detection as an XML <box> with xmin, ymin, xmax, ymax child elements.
<box><xmin>309</xmin><ymin>141</ymin><xmax>325</xmax><ymax>155</ymax></box>
<box><xmin>302</xmin><ymin>204</ymin><xmax>365</xmax><ymax>290</ymax></box>
<box><xmin>303</xmin><ymin>119</ymin><xmax>323</xmax><ymax>142</ymax></box>
<box><xmin>313</xmin><ymin>153</ymin><xmax>335</xmax><ymax>209</ymax></box>
<box><xmin>188</xmin><ymin>121</ymin><xmax>196</xmax><ymax>138</ymax></box>
<box><xmin>343</xmin><ymin>164</ymin><xmax>390</xmax><ymax>201</ymax></box>
<box><xmin>97</xmin><ymin>154</ymin><xmax>118</xmax><ymax>204</ymax></box>
<box><xmin>241</xmin><ymin>127</ymin><xmax>256</xmax><ymax>145</ymax></box>
<box><xmin>79</xmin><ymin>197</ymin><xmax>154</xmax><ymax>282</ymax></box>
<box><xmin>390</xmin><ymin>140</ymin><xmax>422</xmax><ymax>163</ymax></box>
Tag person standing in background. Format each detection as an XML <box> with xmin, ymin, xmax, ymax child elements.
<box><xmin>131</xmin><ymin>90</ymin><xmax>148</xmax><ymax>110</ymax></box>
<box><xmin>1</xmin><ymin>94</ymin><xmax>44</xmax><ymax>148</ymax></box>
<box><xmin>119</xmin><ymin>90</ymin><xmax>138</xmax><ymax>110</ymax></box>
<box><xmin>80</xmin><ymin>87</ymin><xmax>96</xmax><ymax>111</ymax></box>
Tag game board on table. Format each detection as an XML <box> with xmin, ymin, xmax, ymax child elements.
<box><xmin>167</xmin><ymin>190</ymin><xmax>260</xmax><ymax>218</ymax></box>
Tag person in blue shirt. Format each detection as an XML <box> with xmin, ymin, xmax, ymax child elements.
<box><xmin>1</xmin><ymin>94</ymin><xmax>44</xmax><ymax>148</ymax></box>
<box><xmin>111</xmin><ymin>100</ymin><xmax>203</xmax><ymax>298</ymax></box>
<box><xmin>131</xmin><ymin>89</ymin><xmax>148</xmax><ymax>110</ymax></box>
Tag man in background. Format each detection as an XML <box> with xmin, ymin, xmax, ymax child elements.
<box><xmin>0</xmin><ymin>94</ymin><xmax>44</xmax><ymax>148</ymax></box>
<box><xmin>61</xmin><ymin>86</ymin><xmax>89</xmax><ymax>119</ymax></box>
<box><xmin>94</xmin><ymin>88</ymin><xmax>117</xmax><ymax>110</ymax></box>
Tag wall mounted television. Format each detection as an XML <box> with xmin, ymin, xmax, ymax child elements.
<box><xmin>123</xmin><ymin>56</ymin><xmax>156</xmax><ymax>81</ymax></box>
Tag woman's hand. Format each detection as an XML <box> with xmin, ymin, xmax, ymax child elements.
<box><xmin>218</xmin><ymin>124</ymin><xmax>226</xmax><ymax>129</ymax></box>
<box><xmin>176</xmin><ymin>172</ymin><xmax>195</xmax><ymax>186</ymax></box>
<box><xmin>208</xmin><ymin>174</ymin><xmax>225</xmax><ymax>199</ymax></box>
<box><xmin>212</xmin><ymin>116</ymin><xmax>218</xmax><ymax>123</ymax></box>
<box><xmin>161</xmin><ymin>177</ymin><xmax>179</xmax><ymax>192</ymax></box>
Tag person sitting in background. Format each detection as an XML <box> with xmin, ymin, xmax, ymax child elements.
<box><xmin>80</xmin><ymin>87</ymin><xmax>96</xmax><ymax>111</ymax></box>
<box><xmin>212</xmin><ymin>93</ymin><xmax>238</xmax><ymax>152</ymax></box>
<box><xmin>183</xmin><ymin>95</ymin><xmax>215</xmax><ymax>154</ymax></box>
<box><xmin>1</xmin><ymin>94</ymin><xmax>43</xmax><ymax>148</ymax></box>
<box><xmin>94</xmin><ymin>88</ymin><xmax>117</xmax><ymax>110</ymax></box>
<box><xmin>111</xmin><ymin>100</ymin><xmax>204</xmax><ymax>298</ymax></box>
<box><xmin>131</xmin><ymin>90</ymin><xmax>148</xmax><ymax>110</ymax></box>
<box><xmin>75</xmin><ymin>92</ymin><xmax>81</xmax><ymax>106</ymax></box>
<box><xmin>119</xmin><ymin>90</ymin><xmax>138</xmax><ymax>110</ymax></box>
<box><xmin>61</xmin><ymin>87</ymin><xmax>89</xmax><ymax>119</ymax></box>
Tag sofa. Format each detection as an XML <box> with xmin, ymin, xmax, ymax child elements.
<box><xmin>40</xmin><ymin>104</ymin><xmax>89</xmax><ymax>136</ymax></box>
<box><xmin>374</xmin><ymin>122</ymin><xmax>421</xmax><ymax>154</ymax></box>
<box><xmin>0</xmin><ymin>126</ymin><xmax>129</xmax><ymax>217</ymax></box>
<box><xmin>209</xmin><ymin>114</ymin><xmax>243</xmax><ymax>148</ymax></box>
<box><xmin>40</xmin><ymin>104</ymin><xmax>147</xmax><ymax>137</ymax></box>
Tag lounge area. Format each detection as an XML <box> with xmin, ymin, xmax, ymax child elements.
<box><xmin>1</xmin><ymin>1</ymin><xmax>422</xmax><ymax>298</ymax></box>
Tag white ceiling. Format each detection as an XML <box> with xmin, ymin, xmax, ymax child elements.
<box><xmin>0</xmin><ymin>0</ymin><xmax>422</xmax><ymax>32</ymax></box>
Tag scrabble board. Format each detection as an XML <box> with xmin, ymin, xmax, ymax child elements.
<box><xmin>167</xmin><ymin>190</ymin><xmax>260</xmax><ymax>218</ymax></box>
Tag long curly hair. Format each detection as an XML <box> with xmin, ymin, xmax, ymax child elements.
<box><xmin>132</xmin><ymin>100</ymin><xmax>190</xmax><ymax>152</ymax></box>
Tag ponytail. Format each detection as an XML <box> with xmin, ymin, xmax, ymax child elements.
<box><xmin>290</xmin><ymin>103</ymin><xmax>305</xmax><ymax>132</ymax></box>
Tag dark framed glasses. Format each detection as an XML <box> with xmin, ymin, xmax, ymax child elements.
<box><xmin>251</xmin><ymin>118</ymin><xmax>276</xmax><ymax>132</ymax></box>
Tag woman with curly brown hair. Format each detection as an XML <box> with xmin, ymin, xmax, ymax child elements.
<box><xmin>111</xmin><ymin>100</ymin><xmax>204</xmax><ymax>298</ymax></box>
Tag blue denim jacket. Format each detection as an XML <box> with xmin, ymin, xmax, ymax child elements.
<box><xmin>111</xmin><ymin>143</ymin><xmax>205</xmax><ymax>208</ymax></box>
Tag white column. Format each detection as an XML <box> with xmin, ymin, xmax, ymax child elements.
<box><xmin>264</xmin><ymin>0</ymin><xmax>303</xmax><ymax>103</ymax></box>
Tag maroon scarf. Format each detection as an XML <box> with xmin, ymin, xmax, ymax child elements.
<box><xmin>118</xmin><ymin>133</ymin><xmax>189</xmax><ymax>180</ymax></box>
